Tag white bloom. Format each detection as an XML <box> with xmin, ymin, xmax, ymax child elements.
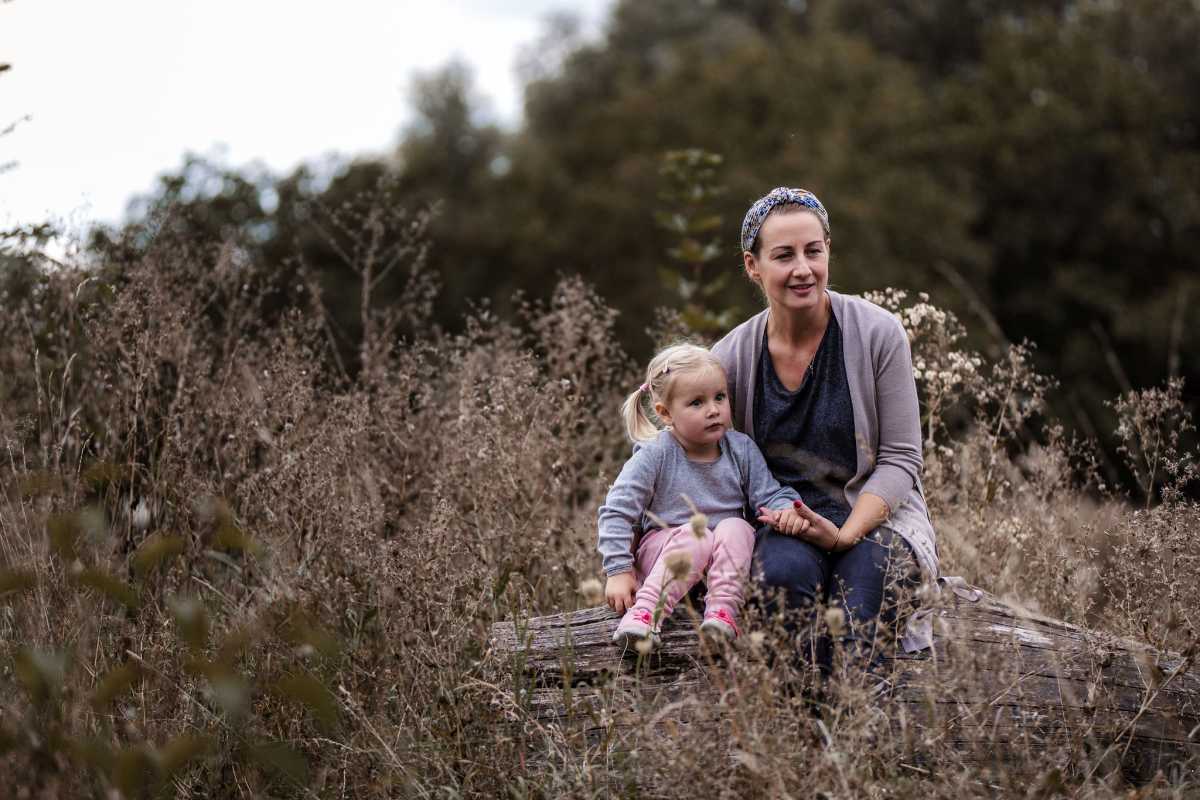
<box><xmin>132</xmin><ymin>498</ymin><xmax>151</xmax><ymax>531</ymax></box>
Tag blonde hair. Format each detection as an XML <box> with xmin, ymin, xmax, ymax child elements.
<box><xmin>621</xmin><ymin>343</ymin><xmax>726</xmax><ymax>442</ymax></box>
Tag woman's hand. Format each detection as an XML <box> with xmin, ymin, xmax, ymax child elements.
<box><xmin>605</xmin><ymin>572</ymin><xmax>638</xmax><ymax>615</ymax></box>
<box><xmin>791</xmin><ymin>500</ymin><xmax>850</xmax><ymax>552</ymax></box>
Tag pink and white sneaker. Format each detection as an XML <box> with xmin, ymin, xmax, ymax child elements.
<box><xmin>700</xmin><ymin>607</ymin><xmax>740</xmax><ymax>641</ymax></box>
<box><xmin>613</xmin><ymin>607</ymin><xmax>660</xmax><ymax>650</ymax></box>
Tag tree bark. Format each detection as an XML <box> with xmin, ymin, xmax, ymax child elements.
<box><xmin>490</xmin><ymin>582</ymin><xmax>1200</xmax><ymax>784</ymax></box>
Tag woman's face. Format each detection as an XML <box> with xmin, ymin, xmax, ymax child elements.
<box><xmin>743</xmin><ymin>210</ymin><xmax>830</xmax><ymax>315</ymax></box>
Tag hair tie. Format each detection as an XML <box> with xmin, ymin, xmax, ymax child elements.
<box><xmin>740</xmin><ymin>187</ymin><xmax>830</xmax><ymax>252</ymax></box>
<box><xmin>639</xmin><ymin>382</ymin><xmax>649</xmax><ymax>392</ymax></box>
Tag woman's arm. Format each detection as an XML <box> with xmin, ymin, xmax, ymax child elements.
<box><xmin>787</xmin><ymin>493</ymin><xmax>886</xmax><ymax>552</ymax></box>
<box><xmin>834</xmin><ymin>491</ymin><xmax>890</xmax><ymax>550</ymax></box>
<box><xmin>792</xmin><ymin>315</ymin><xmax>921</xmax><ymax>551</ymax></box>
<box><xmin>859</xmin><ymin>315</ymin><xmax>924</xmax><ymax>512</ymax></box>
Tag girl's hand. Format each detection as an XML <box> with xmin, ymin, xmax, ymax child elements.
<box><xmin>756</xmin><ymin>506</ymin><xmax>782</xmax><ymax>527</ymax></box>
<box><xmin>605</xmin><ymin>572</ymin><xmax>638</xmax><ymax>615</ymax></box>
<box><xmin>760</xmin><ymin>506</ymin><xmax>809</xmax><ymax>537</ymax></box>
<box><xmin>792</xmin><ymin>500</ymin><xmax>846</xmax><ymax>551</ymax></box>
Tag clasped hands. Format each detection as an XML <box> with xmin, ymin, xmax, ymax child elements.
<box><xmin>756</xmin><ymin>500</ymin><xmax>847</xmax><ymax>552</ymax></box>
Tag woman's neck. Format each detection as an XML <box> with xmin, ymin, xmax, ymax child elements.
<box><xmin>767</xmin><ymin>293</ymin><xmax>831</xmax><ymax>346</ymax></box>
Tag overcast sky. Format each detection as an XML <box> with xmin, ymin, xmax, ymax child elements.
<box><xmin>0</xmin><ymin>0</ymin><xmax>614</xmax><ymax>239</ymax></box>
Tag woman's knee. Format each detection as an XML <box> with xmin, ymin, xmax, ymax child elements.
<box><xmin>832</xmin><ymin>529</ymin><xmax>920</xmax><ymax>622</ymax></box>
<box><xmin>753</xmin><ymin>531</ymin><xmax>827</xmax><ymax>602</ymax></box>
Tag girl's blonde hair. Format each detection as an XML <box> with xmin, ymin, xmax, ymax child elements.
<box><xmin>621</xmin><ymin>343</ymin><xmax>726</xmax><ymax>442</ymax></box>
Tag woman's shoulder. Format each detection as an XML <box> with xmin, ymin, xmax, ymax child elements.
<box><xmin>830</xmin><ymin>291</ymin><xmax>907</xmax><ymax>343</ymax></box>
<box><xmin>712</xmin><ymin>308</ymin><xmax>769</xmax><ymax>361</ymax></box>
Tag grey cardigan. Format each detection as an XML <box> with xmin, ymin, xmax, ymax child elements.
<box><xmin>711</xmin><ymin>290</ymin><xmax>939</xmax><ymax>582</ymax></box>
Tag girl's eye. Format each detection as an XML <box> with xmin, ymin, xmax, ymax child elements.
<box><xmin>716</xmin><ymin>392</ymin><xmax>726</xmax><ymax>401</ymax></box>
<box><xmin>690</xmin><ymin>399</ymin><xmax>702</xmax><ymax>407</ymax></box>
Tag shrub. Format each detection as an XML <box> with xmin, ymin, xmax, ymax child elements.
<box><xmin>0</xmin><ymin>201</ymin><xmax>1196</xmax><ymax>797</ymax></box>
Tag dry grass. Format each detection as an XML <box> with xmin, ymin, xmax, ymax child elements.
<box><xmin>0</xmin><ymin>206</ymin><xmax>1197</xmax><ymax>798</ymax></box>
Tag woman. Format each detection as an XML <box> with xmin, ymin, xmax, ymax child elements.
<box><xmin>711</xmin><ymin>187</ymin><xmax>938</xmax><ymax>676</ymax></box>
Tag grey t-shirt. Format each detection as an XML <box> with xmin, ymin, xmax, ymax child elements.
<box><xmin>597</xmin><ymin>429</ymin><xmax>799</xmax><ymax>576</ymax></box>
<box><xmin>754</xmin><ymin>315</ymin><xmax>857</xmax><ymax>527</ymax></box>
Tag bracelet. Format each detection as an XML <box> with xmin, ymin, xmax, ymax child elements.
<box><xmin>830</xmin><ymin>527</ymin><xmax>850</xmax><ymax>552</ymax></box>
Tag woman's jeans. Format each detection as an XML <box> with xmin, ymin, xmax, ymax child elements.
<box><xmin>752</xmin><ymin>526</ymin><xmax>920</xmax><ymax>678</ymax></box>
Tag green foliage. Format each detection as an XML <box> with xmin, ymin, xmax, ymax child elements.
<box><xmin>131</xmin><ymin>533</ymin><xmax>185</xmax><ymax>576</ymax></box>
<box><xmin>72</xmin><ymin>0</ymin><xmax>1199</xmax><ymax>451</ymax></box>
<box><xmin>14</xmin><ymin>648</ymin><xmax>69</xmax><ymax>706</ymax></box>
<box><xmin>2</xmin><ymin>178</ymin><xmax>1200</xmax><ymax>793</ymax></box>
<box><xmin>654</xmin><ymin>149</ymin><xmax>742</xmax><ymax>339</ymax></box>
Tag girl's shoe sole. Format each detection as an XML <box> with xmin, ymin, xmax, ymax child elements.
<box><xmin>700</xmin><ymin>618</ymin><xmax>736</xmax><ymax>641</ymax></box>
<box><xmin>612</xmin><ymin>630</ymin><xmax>662</xmax><ymax>651</ymax></box>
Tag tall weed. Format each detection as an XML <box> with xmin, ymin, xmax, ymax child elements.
<box><xmin>0</xmin><ymin>201</ymin><xmax>1196</xmax><ymax>797</ymax></box>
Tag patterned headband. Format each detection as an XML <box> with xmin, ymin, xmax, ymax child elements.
<box><xmin>740</xmin><ymin>187</ymin><xmax>830</xmax><ymax>253</ymax></box>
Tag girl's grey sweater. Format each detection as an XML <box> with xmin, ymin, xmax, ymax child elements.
<box><xmin>711</xmin><ymin>291</ymin><xmax>940</xmax><ymax>583</ymax></box>
<box><xmin>597</xmin><ymin>429</ymin><xmax>799</xmax><ymax>577</ymax></box>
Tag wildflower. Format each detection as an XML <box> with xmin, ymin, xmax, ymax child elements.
<box><xmin>824</xmin><ymin>607</ymin><xmax>846</xmax><ymax>637</ymax></box>
<box><xmin>665</xmin><ymin>549</ymin><xmax>692</xmax><ymax>582</ymax></box>
<box><xmin>132</xmin><ymin>498</ymin><xmax>151</xmax><ymax>531</ymax></box>
<box><xmin>578</xmin><ymin>578</ymin><xmax>604</xmax><ymax>605</ymax></box>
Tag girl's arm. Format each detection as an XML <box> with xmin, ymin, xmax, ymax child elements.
<box><xmin>740</xmin><ymin>436</ymin><xmax>800</xmax><ymax>519</ymax></box>
<box><xmin>597</xmin><ymin>441</ymin><xmax>661</xmax><ymax>578</ymax></box>
<box><xmin>605</xmin><ymin>572</ymin><xmax>638</xmax><ymax>614</ymax></box>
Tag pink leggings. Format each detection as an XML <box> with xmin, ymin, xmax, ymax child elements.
<box><xmin>631</xmin><ymin>517</ymin><xmax>756</xmax><ymax>625</ymax></box>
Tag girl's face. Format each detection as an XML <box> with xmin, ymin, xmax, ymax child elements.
<box><xmin>654</xmin><ymin>366</ymin><xmax>731</xmax><ymax>460</ymax></box>
<box><xmin>742</xmin><ymin>210</ymin><xmax>830</xmax><ymax>316</ymax></box>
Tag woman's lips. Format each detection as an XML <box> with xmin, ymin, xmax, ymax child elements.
<box><xmin>788</xmin><ymin>283</ymin><xmax>815</xmax><ymax>294</ymax></box>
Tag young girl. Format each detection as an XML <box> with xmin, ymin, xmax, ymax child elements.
<box><xmin>598</xmin><ymin>343</ymin><xmax>804</xmax><ymax>649</ymax></box>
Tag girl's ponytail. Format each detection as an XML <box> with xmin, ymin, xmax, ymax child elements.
<box><xmin>621</xmin><ymin>342</ymin><xmax>725</xmax><ymax>444</ymax></box>
<box><xmin>621</xmin><ymin>384</ymin><xmax>660</xmax><ymax>443</ymax></box>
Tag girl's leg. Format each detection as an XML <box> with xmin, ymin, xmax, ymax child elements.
<box><xmin>633</xmin><ymin>527</ymin><xmax>673</xmax><ymax>586</ymax></box>
<box><xmin>700</xmin><ymin>518</ymin><xmax>756</xmax><ymax>637</ymax></box>
<box><xmin>628</xmin><ymin>524</ymin><xmax>715</xmax><ymax>624</ymax></box>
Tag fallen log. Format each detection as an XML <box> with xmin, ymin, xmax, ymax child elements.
<box><xmin>489</xmin><ymin>582</ymin><xmax>1200</xmax><ymax>784</ymax></box>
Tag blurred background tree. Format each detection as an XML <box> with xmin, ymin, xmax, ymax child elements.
<box><xmin>654</xmin><ymin>148</ymin><xmax>738</xmax><ymax>339</ymax></box>
<box><xmin>75</xmin><ymin>0</ymin><xmax>1198</xmax><ymax>455</ymax></box>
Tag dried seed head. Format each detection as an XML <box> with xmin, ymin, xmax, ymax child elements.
<box><xmin>634</xmin><ymin>637</ymin><xmax>654</xmax><ymax>655</ymax></box>
<box><xmin>689</xmin><ymin>512</ymin><xmax>708</xmax><ymax>539</ymax></box>
<box><xmin>131</xmin><ymin>498</ymin><xmax>151</xmax><ymax>531</ymax></box>
<box><xmin>664</xmin><ymin>549</ymin><xmax>692</xmax><ymax>582</ymax></box>
<box><xmin>824</xmin><ymin>607</ymin><xmax>847</xmax><ymax>638</ymax></box>
<box><xmin>578</xmin><ymin>578</ymin><xmax>604</xmax><ymax>605</ymax></box>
